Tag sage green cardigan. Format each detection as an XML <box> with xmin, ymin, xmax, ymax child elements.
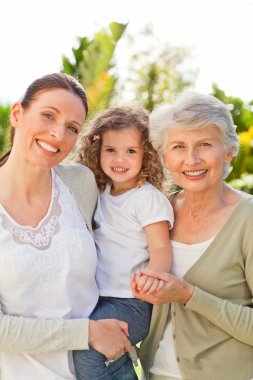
<box><xmin>140</xmin><ymin>193</ymin><xmax>253</xmax><ymax>380</ymax></box>
<box><xmin>0</xmin><ymin>163</ymin><xmax>98</xmax><ymax>353</ymax></box>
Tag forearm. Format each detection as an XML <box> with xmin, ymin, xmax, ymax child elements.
<box><xmin>186</xmin><ymin>287</ymin><xmax>253</xmax><ymax>346</ymax></box>
<box><xmin>148</xmin><ymin>247</ymin><xmax>172</xmax><ymax>273</ymax></box>
<box><xmin>0</xmin><ymin>312</ymin><xmax>89</xmax><ymax>353</ymax></box>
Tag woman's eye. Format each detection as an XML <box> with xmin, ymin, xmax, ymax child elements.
<box><xmin>201</xmin><ymin>142</ymin><xmax>211</xmax><ymax>147</ymax></box>
<box><xmin>172</xmin><ymin>145</ymin><xmax>184</xmax><ymax>149</ymax></box>
<box><xmin>68</xmin><ymin>125</ymin><xmax>79</xmax><ymax>134</ymax></box>
<box><xmin>44</xmin><ymin>112</ymin><xmax>54</xmax><ymax>120</ymax></box>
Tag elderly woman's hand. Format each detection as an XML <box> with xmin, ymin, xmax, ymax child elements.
<box><xmin>131</xmin><ymin>268</ymin><xmax>195</xmax><ymax>305</ymax></box>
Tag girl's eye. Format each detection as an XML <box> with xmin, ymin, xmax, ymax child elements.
<box><xmin>44</xmin><ymin>112</ymin><xmax>54</xmax><ymax>120</ymax></box>
<box><xmin>128</xmin><ymin>149</ymin><xmax>136</xmax><ymax>154</ymax></box>
<box><xmin>68</xmin><ymin>125</ymin><xmax>79</xmax><ymax>134</ymax></box>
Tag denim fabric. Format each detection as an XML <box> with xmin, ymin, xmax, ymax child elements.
<box><xmin>108</xmin><ymin>353</ymin><xmax>138</xmax><ymax>380</ymax></box>
<box><xmin>73</xmin><ymin>296</ymin><xmax>152</xmax><ymax>380</ymax></box>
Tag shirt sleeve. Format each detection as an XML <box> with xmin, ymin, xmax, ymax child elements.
<box><xmin>136</xmin><ymin>186</ymin><xmax>174</xmax><ymax>229</ymax></box>
<box><xmin>185</xmin><ymin>218</ymin><xmax>253</xmax><ymax>347</ymax></box>
<box><xmin>0</xmin><ymin>312</ymin><xmax>89</xmax><ymax>353</ymax></box>
<box><xmin>185</xmin><ymin>287</ymin><xmax>253</xmax><ymax>346</ymax></box>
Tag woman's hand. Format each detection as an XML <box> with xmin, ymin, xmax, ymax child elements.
<box><xmin>131</xmin><ymin>268</ymin><xmax>195</xmax><ymax>305</ymax></box>
<box><xmin>88</xmin><ymin>319</ymin><xmax>131</xmax><ymax>360</ymax></box>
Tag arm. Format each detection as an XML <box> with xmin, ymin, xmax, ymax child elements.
<box><xmin>134</xmin><ymin>221</ymin><xmax>172</xmax><ymax>294</ymax></box>
<box><xmin>0</xmin><ymin>313</ymin><xmax>131</xmax><ymax>358</ymax></box>
<box><xmin>132</xmin><ymin>269</ymin><xmax>253</xmax><ymax>347</ymax></box>
<box><xmin>132</xmin><ymin>269</ymin><xmax>194</xmax><ymax>303</ymax></box>
<box><xmin>185</xmin><ymin>287</ymin><xmax>253</xmax><ymax>346</ymax></box>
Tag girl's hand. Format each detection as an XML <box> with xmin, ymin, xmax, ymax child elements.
<box><xmin>88</xmin><ymin>319</ymin><xmax>131</xmax><ymax>360</ymax></box>
<box><xmin>133</xmin><ymin>271</ymin><xmax>165</xmax><ymax>294</ymax></box>
<box><xmin>131</xmin><ymin>268</ymin><xmax>194</xmax><ymax>305</ymax></box>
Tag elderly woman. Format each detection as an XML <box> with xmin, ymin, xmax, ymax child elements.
<box><xmin>131</xmin><ymin>92</ymin><xmax>253</xmax><ymax>380</ymax></box>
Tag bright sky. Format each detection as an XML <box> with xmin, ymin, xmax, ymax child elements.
<box><xmin>1</xmin><ymin>0</ymin><xmax>253</xmax><ymax>105</ymax></box>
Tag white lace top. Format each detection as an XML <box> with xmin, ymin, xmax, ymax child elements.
<box><xmin>0</xmin><ymin>170</ymin><xmax>99</xmax><ymax>380</ymax></box>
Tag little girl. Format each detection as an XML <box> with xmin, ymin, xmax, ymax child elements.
<box><xmin>73</xmin><ymin>106</ymin><xmax>174</xmax><ymax>380</ymax></box>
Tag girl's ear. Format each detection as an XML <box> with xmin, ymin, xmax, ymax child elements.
<box><xmin>10</xmin><ymin>102</ymin><xmax>22</xmax><ymax>129</ymax></box>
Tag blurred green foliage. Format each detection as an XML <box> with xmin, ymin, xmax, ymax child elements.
<box><xmin>62</xmin><ymin>21</ymin><xmax>127</xmax><ymax>119</ymax></box>
<box><xmin>1</xmin><ymin>23</ymin><xmax>253</xmax><ymax>194</ymax></box>
<box><xmin>0</xmin><ymin>104</ymin><xmax>11</xmax><ymax>152</ymax></box>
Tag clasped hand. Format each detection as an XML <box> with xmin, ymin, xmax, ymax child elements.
<box><xmin>131</xmin><ymin>268</ymin><xmax>194</xmax><ymax>305</ymax></box>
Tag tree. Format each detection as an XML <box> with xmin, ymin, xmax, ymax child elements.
<box><xmin>114</xmin><ymin>24</ymin><xmax>196</xmax><ymax>111</ymax></box>
<box><xmin>211</xmin><ymin>84</ymin><xmax>253</xmax><ymax>133</ymax></box>
<box><xmin>0</xmin><ymin>105</ymin><xmax>11</xmax><ymax>153</ymax></box>
<box><xmin>62</xmin><ymin>21</ymin><xmax>127</xmax><ymax>119</ymax></box>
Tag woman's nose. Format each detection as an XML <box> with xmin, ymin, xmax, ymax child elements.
<box><xmin>50</xmin><ymin>125</ymin><xmax>66</xmax><ymax>141</ymax></box>
<box><xmin>185</xmin><ymin>148</ymin><xmax>200</xmax><ymax>165</ymax></box>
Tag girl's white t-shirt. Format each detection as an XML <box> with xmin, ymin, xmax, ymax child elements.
<box><xmin>94</xmin><ymin>183</ymin><xmax>174</xmax><ymax>298</ymax></box>
<box><xmin>0</xmin><ymin>170</ymin><xmax>99</xmax><ymax>380</ymax></box>
<box><xmin>150</xmin><ymin>237</ymin><xmax>215</xmax><ymax>378</ymax></box>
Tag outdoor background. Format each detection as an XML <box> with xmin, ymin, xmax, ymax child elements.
<box><xmin>1</xmin><ymin>0</ymin><xmax>253</xmax><ymax>195</ymax></box>
<box><xmin>1</xmin><ymin>0</ymin><xmax>253</xmax><ymax>376</ymax></box>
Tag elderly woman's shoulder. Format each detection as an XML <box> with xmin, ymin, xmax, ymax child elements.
<box><xmin>238</xmin><ymin>192</ymin><xmax>253</xmax><ymax>214</ymax></box>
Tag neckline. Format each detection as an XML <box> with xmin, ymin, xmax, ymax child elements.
<box><xmin>172</xmin><ymin>235</ymin><xmax>216</xmax><ymax>248</ymax></box>
<box><xmin>0</xmin><ymin>170</ymin><xmax>55</xmax><ymax>230</ymax></box>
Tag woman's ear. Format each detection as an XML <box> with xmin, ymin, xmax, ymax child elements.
<box><xmin>10</xmin><ymin>102</ymin><xmax>22</xmax><ymax>129</ymax></box>
<box><xmin>224</xmin><ymin>149</ymin><xmax>233</xmax><ymax>164</ymax></box>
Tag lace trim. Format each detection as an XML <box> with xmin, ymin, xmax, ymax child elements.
<box><xmin>0</xmin><ymin>174</ymin><xmax>62</xmax><ymax>250</ymax></box>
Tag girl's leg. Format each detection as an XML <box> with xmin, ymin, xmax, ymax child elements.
<box><xmin>73</xmin><ymin>297</ymin><xmax>152</xmax><ymax>380</ymax></box>
<box><xmin>108</xmin><ymin>353</ymin><xmax>138</xmax><ymax>380</ymax></box>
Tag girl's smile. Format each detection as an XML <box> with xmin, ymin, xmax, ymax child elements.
<box><xmin>100</xmin><ymin>127</ymin><xmax>144</xmax><ymax>195</ymax></box>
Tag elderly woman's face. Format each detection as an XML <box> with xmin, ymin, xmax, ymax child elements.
<box><xmin>163</xmin><ymin>126</ymin><xmax>232</xmax><ymax>192</ymax></box>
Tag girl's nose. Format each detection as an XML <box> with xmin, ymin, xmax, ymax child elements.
<box><xmin>114</xmin><ymin>152</ymin><xmax>126</xmax><ymax>162</ymax></box>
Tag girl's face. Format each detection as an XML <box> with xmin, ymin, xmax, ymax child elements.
<box><xmin>163</xmin><ymin>126</ymin><xmax>232</xmax><ymax>194</ymax></box>
<box><xmin>100</xmin><ymin>127</ymin><xmax>144</xmax><ymax>195</ymax></box>
<box><xmin>11</xmin><ymin>88</ymin><xmax>86</xmax><ymax>170</ymax></box>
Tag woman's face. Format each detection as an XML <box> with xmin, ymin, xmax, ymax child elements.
<box><xmin>11</xmin><ymin>88</ymin><xmax>86</xmax><ymax>169</ymax></box>
<box><xmin>163</xmin><ymin>126</ymin><xmax>232</xmax><ymax>193</ymax></box>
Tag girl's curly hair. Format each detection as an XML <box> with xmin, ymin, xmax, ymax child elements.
<box><xmin>75</xmin><ymin>105</ymin><xmax>166</xmax><ymax>192</ymax></box>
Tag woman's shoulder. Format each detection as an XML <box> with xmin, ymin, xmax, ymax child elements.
<box><xmin>55</xmin><ymin>162</ymin><xmax>94</xmax><ymax>179</ymax></box>
<box><xmin>55</xmin><ymin>162</ymin><xmax>98</xmax><ymax>201</ymax></box>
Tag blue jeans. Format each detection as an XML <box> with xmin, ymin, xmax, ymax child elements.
<box><xmin>73</xmin><ymin>296</ymin><xmax>152</xmax><ymax>380</ymax></box>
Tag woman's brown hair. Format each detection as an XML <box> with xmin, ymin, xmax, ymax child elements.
<box><xmin>0</xmin><ymin>72</ymin><xmax>88</xmax><ymax>166</ymax></box>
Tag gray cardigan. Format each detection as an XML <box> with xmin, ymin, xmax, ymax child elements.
<box><xmin>140</xmin><ymin>193</ymin><xmax>253</xmax><ymax>380</ymax></box>
<box><xmin>0</xmin><ymin>163</ymin><xmax>98</xmax><ymax>353</ymax></box>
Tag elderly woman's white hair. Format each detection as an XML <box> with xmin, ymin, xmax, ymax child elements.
<box><xmin>149</xmin><ymin>91</ymin><xmax>239</xmax><ymax>179</ymax></box>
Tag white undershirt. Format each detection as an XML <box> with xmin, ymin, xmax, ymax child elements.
<box><xmin>150</xmin><ymin>237</ymin><xmax>215</xmax><ymax>378</ymax></box>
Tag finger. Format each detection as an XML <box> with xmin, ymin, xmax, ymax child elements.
<box><xmin>136</xmin><ymin>274</ymin><xmax>148</xmax><ymax>290</ymax></box>
<box><xmin>147</xmin><ymin>279</ymin><xmax>161</xmax><ymax>294</ymax></box>
<box><xmin>139</xmin><ymin>268</ymin><xmax>170</xmax><ymax>282</ymax></box>
<box><xmin>156</xmin><ymin>280</ymin><xmax>166</xmax><ymax>292</ymax></box>
<box><xmin>118</xmin><ymin>321</ymin><xmax>129</xmax><ymax>337</ymax></box>
<box><xmin>142</xmin><ymin>277</ymin><xmax>157</xmax><ymax>293</ymax></box>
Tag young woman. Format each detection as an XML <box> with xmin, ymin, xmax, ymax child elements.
<box><xmin>0</xmin><ymin>73</ymin><xmax>131</xmax><ymax>380</ymax></box>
